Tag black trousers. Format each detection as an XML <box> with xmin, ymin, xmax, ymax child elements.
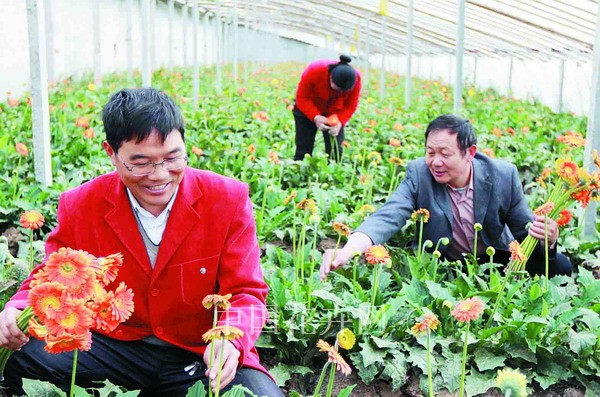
<box><xmin>3</xmin><ymin>333</ymin><xmax>283</xmax><ymax>397</ymax></box>
<box><xmin>293</xmin><ymin>107</ymin><xmax>344</xmax><ymax>161</ymax></box>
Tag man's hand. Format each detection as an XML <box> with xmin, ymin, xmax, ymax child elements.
<box><xmin>203</xmin><ymin>339</ymin><xmax>241</xmax><ymax>392</ymax></box>
<box><xmin>0</xmin><ymin>307</ymin><xmax>28</xmax><ymax>350</ymax></box>
<box><xmin>314</xmin><ymin>115</ymin><xmax>330</xmax><ymax>131</ymax></box>
<box><xmin>528</xmin><ymin>215</ymin><xmax>558</xmax><ymax>246</ymax></box>
<box><xmin>328</xmin><ymin>122</ymin><xmax>342</xmax><ymax>137</ymax></box>
<box><xmin>319</xmin><ymin>247</ymin><xmax>357</xmax><ymax>280</ymax></box>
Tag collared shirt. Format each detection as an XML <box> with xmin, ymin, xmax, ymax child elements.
<box><xmin>126</xmin><ymin>187</ymin><xmax>179</xmax><ymax>246</ymax></box>
<box><xmin>445</xmin><ymin>164</ymin><xmax>485</xmax><ymax>260</ymax></box>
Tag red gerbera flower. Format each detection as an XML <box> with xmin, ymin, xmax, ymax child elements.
<box><xmin>365</xmin><ymin>245</ymin><xmax>391</xmax><ymax>266</ymax></box>
<box><xmin>43</xmin><ymin>248</ymin><xmax>94</xmax><ymax>290</ymax></box>
<box><xmin>451</xmin><ymin>297</ymin><xmax>485</xmax><ymax>323</ymax></box>
<box><xmin>556</xmin><ymin>209</ymin><xmax>573</xmax><ymax>227</ymax></box>
<box><xmin>44</xmin><ymin>331</ymin><xmax>93</xmax><ymax>353</ymax></box>
<box><xmin>20</xmin><ymin>210</ymin><xmax>45</xmax><ymax>230</ymax></box>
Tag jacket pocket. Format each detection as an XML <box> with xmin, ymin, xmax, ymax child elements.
<box><xmin>176</xmin><ymin>255</ymin><xmax>220</xmax><ymax>305</ymax></box>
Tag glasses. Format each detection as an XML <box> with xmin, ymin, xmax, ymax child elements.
<box><xmin>116</xmin><ymin>153</ymin><xmax>188</xmax><ymax>176</ymax></box>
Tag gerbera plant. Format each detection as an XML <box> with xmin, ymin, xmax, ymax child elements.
<box><xmin>0</xmin><ymin>247</ymin><xmax>134</xmax><ymax>397</ymax></box>
<box><xmin>411</xmin><ymin>311</ymin><xmax>440</xmax><ymax>397</ymax></box>
<box><xmin>19</xmin><ymin>210</ymin><xmax>45</xmax><ymax>271</ymax></box>
<box><xmin>312</xmin><ymin>328</ymin><xmax>355</xmax><ymax>397</ymax></box>
<box><xmin>364</xmin><ymin>245</ymin><xmax>392</xmax><ymax>321</ymax></box>
<box><xmin>411</xmin><ymin>208</ymin><xmax>430</xmax><ymax>262</ymax></box>
<box><xmin>201</xmin><ymin>293</ymin><xmax>243</xmax><ymax>397</ymax></box>
<box><xmin>451</xmin><ymin>297</ymin><xmax>485</xmax><ymax>397</ymax></box>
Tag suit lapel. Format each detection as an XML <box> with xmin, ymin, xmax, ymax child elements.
<box><xmin>104</xmin><ymin>176</ymin><xmax>152</xmax><ymax>276</ymax></box>
<box><xmin>473</xmin><ymin>157</ymin><xmax>492</xmax><ymax>225</ymax></box>
<box><xmin>432</xmin><ymin>177</ymin><xmax>453</xmax><ymax>229</ymax></box>
<box><xmin>153</xmin><ymin>170</ymin><xmax>202</xmax><ymax>276</ymax></box>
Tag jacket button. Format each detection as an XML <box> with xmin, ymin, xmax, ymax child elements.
<box><xmin>199</xmin><ymin>267</ymin><xmax>206</xmax><ymax>274</ymax></box>
<box><xmin>156</xmin><ymin>326</ymin><xmax>163</xmax><ymax>334</ymax></box>
<box><xmin>151</xmin><ymin>289</ymin><xmax>159</xmax><ymax>296</ymax></box>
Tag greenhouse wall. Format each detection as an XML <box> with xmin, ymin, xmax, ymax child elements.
<box><xmin>0</xmin><ymin>0</ymin><xmax>593</xmax><ymax>117</ymax></box>
<box><xmin>0</xmin><ymin>0</ymin><xmax>332</xmax><ymax>99</ymax></box>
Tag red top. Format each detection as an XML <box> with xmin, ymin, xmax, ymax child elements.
<box><xmin>294</xmin><ymin>59</ymin><xmax>361</xmax><ymax>126</ymax></box>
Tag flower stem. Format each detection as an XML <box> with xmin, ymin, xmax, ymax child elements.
<box><xmin>214</xmin><ymin>336</ymin><xmax>225</xmax><ymax>397</ymax></box>
<box><xmin>312</xmin><ymin>362</ymin><xmax>330</xmax><ymax>397</ymax></box>
<box><xmin>458</xmin><ymin>323</ymin><xmax>471</xmax><ymax>397</ymax></box>
<box><xmin>417</xmin><ymin>221</ymin><xmax>424</xmax><ymax>262</ymax></box>
<box><xmin>458</xmin><ymin>323</ymin><xmax>470</xmax><ymax>397</ymax></box>
<box><xmin>369</xmin><ymin>264</ymin><xmax>381</xmax><ymax>321</ymax></box>
<box><xmin>325</xmin><ymin>359</ymin><xmax>337</xmax><ymax>397</ymax></box>
<box><xmin>69</xmin><ymin>349</ymin><xmax>78</xmax><ymax>397</ymax></box>
<box><xmin>486</xmin><ymin>270</ymin><xmax>511</xmax><ymax>328</ymax></box>
<box><xmin>544</xmin><ymin>217</ymin><xmax>549</xmax><ymax>291</ymax></box>
<box><xmin>28</xmin><ymin>229</ymin><xmax>34</xmax><ymax>271</ymax></box>
<box><xmin>427</xmin><ymin>330</ymin><xmax>434</xmax><ymax>397</ymax></box>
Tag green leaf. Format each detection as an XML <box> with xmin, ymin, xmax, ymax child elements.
<box><xmin>371</xmin><ymin>336</ymin><xmax>400</xmax><ymax>349</ymax></box>
<box><xmin>425</xmin><ymin>280</ymin><xmax>454</xmax><ymax>301</ymax></box>
<box><xmin>337</xmin><ymin>384</ymin><xmax>357</xmax><ymax>397</ymax></box>
<box><xmin>407</xmin><ymin>346</ymin><xmax>428</xmax><ymax>373</ymax></box>
<box><xmin>71</xmin><ymin>386</ymin><xmax>92</xmax><ymax>397</ymax></box>
<box><xmin>268</xmin><ymin>363</ymin><xmax>312</xmax><ymax>387</ymax></box>
<box><xmin>439</xmin><ymin>351</ymin><xmax>462</xmax><ymax>393</ymax></box>
<box><xmin>221</xmin><ymin>385</ymin><xmax>258</xmax><ymax>397</ymax></box>
<box><xmin>186</xmin><ymin>380</ymin><xmax>207</xmax><ymax>397</ymax></box>
<box><xmin>568</xmin><ymin>329</ymin><xmax>597</xmax><ymax>354</ymax></box>
<box><xmin>473</xmin><ymin>348</ymin><xmax>506</xmax><ymax>371</ymax></box>
<box><xmin>311</xmin><ymin>289</ymin><xmax>344</xmax><ymax>307</ymax></box>
<box><xmin>21</xmin><ymin>378</ymin><xmax>67</xmax><ymax>397</ymax></box>
<box><xmin>359</xmin><ymin>339</ymin><xmax>388</xmax><ymax>367</ymax></box>
<box><xmin>380</xmin><ymin>354</ymin><xmax>409</xmax><ymax>390</ymax></box>
<box><xmin>465</xmin><ymin>367</ymin><xmax>496</xmax><ymax>397</ymax></box>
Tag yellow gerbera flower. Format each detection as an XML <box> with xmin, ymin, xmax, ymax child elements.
<box><xmin>202</xmin><ymin>325</ymin><xmax>244</xmax><ymax>342</ymax></box>
<box><xmin>496</xmin><ymin>368</ymin><xmax>528</xmax><ymax>397</ymax></box>
<box><xmin>336</xmin><ymin>329</ymin><xmax>356</xmax><ymax>350</ymax></box>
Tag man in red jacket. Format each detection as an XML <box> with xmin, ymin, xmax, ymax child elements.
<box><xmin>293</xmin><ymin>55</ymin><xmax>362</xmax><ymax>161</ymax></box>
<box><xmin>0</xmin><ymin>88</ymin><xmax>283</xmax><ymax>397</ymax></box>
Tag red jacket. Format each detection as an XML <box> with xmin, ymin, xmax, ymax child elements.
<box><xmin>8</xmin><ymin>168</ymin><xmax>269</xmax><ymax>374</ymax></box>
<box><xmin>294</xmin><ymin>59</ymin><xmax>361</xmax><ymax>125</ymax></box>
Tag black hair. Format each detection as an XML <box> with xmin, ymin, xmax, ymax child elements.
<box><xmin>425</xmin><ymin>114</ymin><xmax>476</xmax><ymax>154</ymax></box>
<box><xmin>102</xmin><ymin>87</ymin><xmax>185</xmax><ymax>152</ymax></box>
<box><xmin>328</xmin><ymin>55</ymin><xmax>357</xmax><ymax>91</ymax></box>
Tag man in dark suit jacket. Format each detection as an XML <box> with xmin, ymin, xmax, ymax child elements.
<box><xmin>0</xmin><ymin>88</ymin><xmax>283</xmax><ymax>397</ymax></box>
<box><xmin>320</xmin><ymin>114</ymin><xmax>572</xmax><ymax>279</ymax></box>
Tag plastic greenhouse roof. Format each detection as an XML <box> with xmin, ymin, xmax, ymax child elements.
<box><xmin>181</xmin><ymin>0</ymin><xmax>597</xmax><ymax>62</ymax></box>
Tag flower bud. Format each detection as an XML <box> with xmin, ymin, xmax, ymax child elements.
<box><xmin>486</xmin><ymin>246</ymin><xmax>496</xmax><ymax>256</ymax></box>
<box><xmin>474</xmin><ymin>223</ymin><xmax>483</xmax><ymax>231</ymax></box>
<box><xmin>440</xmin><ymin>237</ymin><xmax>450</xmax><ymax>246</ymax></box>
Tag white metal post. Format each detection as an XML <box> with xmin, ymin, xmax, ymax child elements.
<box><xmin>216</xmin><ymin>2</ymin><xmax>223</xmax><ymax>95</ymax></box>
<box><xmin>141</xmin><ymin>0</ymin><xmax>151</xmax><ymax>86</ymax></box>
<box><xmin>126</xmin><ymin>0</ymin><xmax>134</xmax><ymax>77</ymax></box>
<box><xmin>168</xmin><ymin>0</ymin><xmax>174</xmax><ymax>70</ymax></box>
<box><xmin>581</xmin><ymin>2</ymin><xmax>600</xmax><ymax>239</ymax></box>
<box><xmin>379</xmin><ymin>15</ymin><xmax>386</xmax><ymax>100</ymax></box>
<box><xmin>193</xmin><ymin>0</ymin><xmax>199</xmax><ymax>105</ymax></box>
<box><xmin>93</xmin><ymin>0</ymin><xmax>102</xmax><ymax>86</ymax></box>
<box><xmin>454</xmin><ymin>0</ymin><xmax>466</xmax><ymax>114</ymax></box>
<box><xmin>405</xmin><ymin>0</ymin><xmax>414</xmax><ymax>107</ymax></box>
<box><xmin>233</xmin><ymin>0</ymin><xmax>239</xmax><ymax>82</ymax></box>
<box><xmin>558</xmin><ymin>59</ymin><xmax>565</xmax><ymax>113</ymax></box>
<box><xmin>26</xmin><ymin>0</ymin><xmax>52</xmax><ymax>186</ymax></box>
<box><xmin>182</xmin><ymin>4</ymin><xmax>189</xmax><ymax>68</ymax></box>
<box><xmin>44</xmin><ymin>0</ymin><xmax>54</xmax><ymax>84</ymax></box>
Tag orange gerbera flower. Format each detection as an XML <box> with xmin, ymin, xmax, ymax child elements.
<box><xmin>342</xmin><ymin>141</ymin><xmax>350</xmax><ymax>148</ymax></box>
<box><xmin>202</xmin><ymin>293</ymin><xmax>233</xmax><ymax>310</ymax></box>
<box><xmin>411</xmin><ymin>312</ymin><xmax>440</xmax><ymax>335</ymax></box>
<box><xmin>411</xmin><ymin>208</ymin><xmax>430</xmax><ymax>223</ymax></box>
<box><xmin>556</xmin><ymin>131</ymin><xmax>586</xmax><ymax>148</ymax></box>
<box><xmin>571</xmin><ymin>188</ymin><xmax>591</xmax><ymax>208</ymax></box>
<box><xmin>83</xmin><ymin>128</ymin><xmax>95</xmax><ymax>139</ymax></box>
<box><xmin>533</xmin><ymin>202</ymin><xmax>555</xmax><ymax>216</ymax></box>
<box><xmin>15</xmin><ymin>142</ymin><xmax>29</xmax><ymax>156</ymax></box>
<box><xmin>332</xmin><ymin>222</ymin><xmax>351</xmax><ymax>237</ymax></box>
<box><xmin>28</xmin><ymin>317</ymin><xmax>49</xmax><ymax>339</ymax></box>
<box><xmin>202</xmin><ymin>325</ymin><xmax>244</xmax><ymax>342</ymax></box>
<box><xmin>92</xmin><ymin>253</ymin><xmax>123</xmax><ymax>286</ymax></box>
<box><xmin>192</xmin><ymin>146</ymin><xmax>204</xmax><ymax>156</ymax></box>
<box><xmin>109</xmin><ymin>282</ymin><xmax>135</xmax><ymax>323</ymax></box>
<box><xmin>29</xmin><ymin>282</ymin><xmax>66</xmax><ymax>320</ymax></box>
<box><xmin>269</xmin><ymin>151</ymin><xmax>280</xmax><ymax>164</ymax></box>
<box><xmin>283</xmin><ymin>190</ymin><xmax>297</xmax><ymax>205</ymax></box>
<box><xmin>368</xmin><ymin>151</ymin><xmax>382</xmax><ymax>164</ymax></box>
<box><xmin>509</xmin><ymin>240</ymin><xmax>527</xmax><ymax>263</ymax></box>
<box><xmin>358</xmin><ymin>204</ymin><xmax>375</xmax><ymax>216</ymax></box>
<box><xmin>47</xmin><ymin>298</ymin><xmax>94</xmax><ymax>336</ymax></box>
<box><xmin>75</xmin><ymin>117</ymin><xmax>90</xmax><ymax>129</ymax></box>
<box><xmin>481</xmin><ymin>148</ymin><xmax>494</xmax><ymax>158</ymax></box>
<box><xmin>365</xmin><ymin>245</ymin><xmax>391</xmax><ymax>266</ymax></box>
<box><xmin>389</xmin><ymin>138</ymin><xmax>401</xmax><ymax>147</ymax></box>
<box><xmin>555</xmin><ymin>158</ymin><xmax>579</xmax><ymax>185</ymax></box>
<box><xmin>451</xmin><ymin>297</ymin><xmax>485</xmax><ymax>323</ymax></box>
<box><xmin>316</xmin><ymin>339</ymin><xmax>352</xmax><ymax>375</ymax></box>
<box><xmin>43</xmin><ymin>248</ymin><xmax>94</xmax><ymax>290</ymax></box>
<box><xmin>20</xmin><ymin>210</ymin><xmax>45</xmax><ymax>230</ymax></box>
<box><xmin>556</xmin><ymin>209</ymin><xmax>572</xmax><ymax>227</ymax></box>
<box><xmin>389</xmin><ymin>157</ymin><xmax>404</xmax><ymax>166</ymax></box>
<box><xmin>593</xmin><ymin>149</ymin><xmax>600</xmax><ymax>170</ymax></box>
<box><xmin>296</xmin><ymin>198</ymin><xmax>317</xmax><ymax>213</ymax></box>
<box><xmin>91</xmin><ymin>291</ymin><xmax>121</xmax><ymax>332</ymax></box>
<box><xmin>44</xmin><ymin>331</ymin><xmax>93</xmax><ymax>353</ymax></box>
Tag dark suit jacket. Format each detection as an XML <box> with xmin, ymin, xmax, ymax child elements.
<box><xmin>9</xmin><ymin>168</ymin><xmax>269</xmax><ymax>374</ymax></box>
<box><xmin>356</xmin><ymin>153</ymin><xmax>534</xmax><ymax>256</ymax></box>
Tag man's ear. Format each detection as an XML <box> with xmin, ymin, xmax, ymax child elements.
<box><xmin>468</xmin><ymin>145</ymin><xmax>477</xmax><ymax>159</ymax></box>
<box><xmin>103</xmin><ymin>141</ymin><xmax>117</xmax><ymax>166</ymax></box>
